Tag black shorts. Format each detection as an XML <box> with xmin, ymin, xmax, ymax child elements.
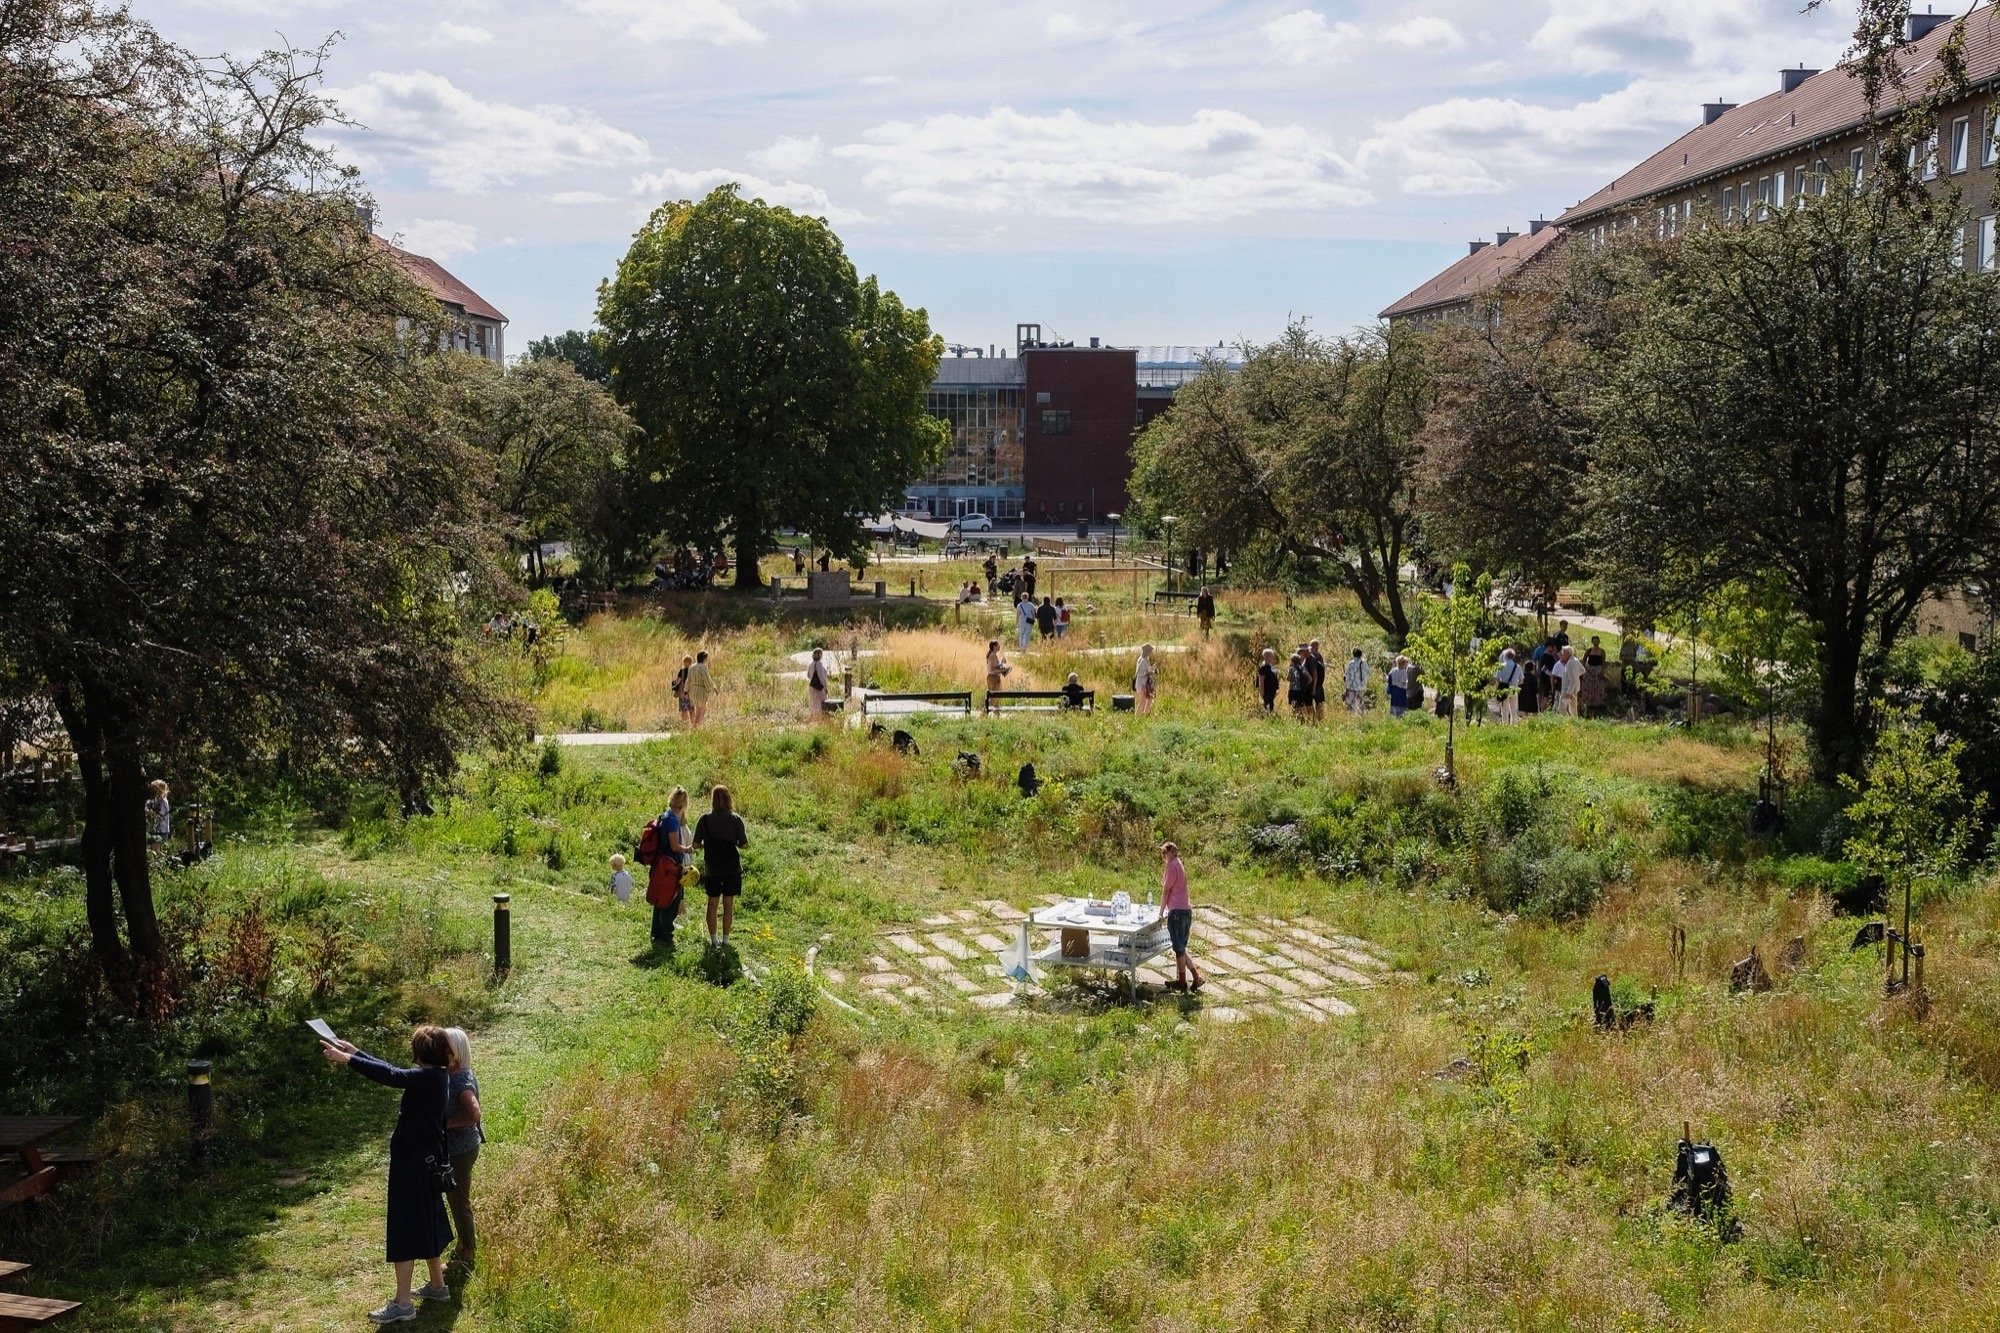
<box><xmin>705</xmin><ymin>876</ymin><xmax>742</xmax><ymax>898</ymax></box>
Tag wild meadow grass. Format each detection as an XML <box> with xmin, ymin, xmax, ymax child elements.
<box><xmin>11</xmin><ymin>582</ymin><xmax>2000</xmax><ymax>1329</ymax></box>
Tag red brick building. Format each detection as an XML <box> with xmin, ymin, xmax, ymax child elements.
<box><xmin>1020</xmin><ymin>327</ymin><xmax>1139</xmax><ymax>524</ymax></box>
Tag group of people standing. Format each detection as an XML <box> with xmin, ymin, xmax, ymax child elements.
<box><xmin>320</xmin><ymin>1024</ymin><xmax>484</xmax><ymax>1324</ymax></box>
<box><xmin>621</xmin><ymin>784</ymin><xmax>751</xmax><ymax>951</ymax></box>
<box><xmin>670</xmin><ymin>651</ymin><xmax>715</xmax><ymax>727</ymax></box>
<box><xmin>1257</xmin><ymin>641</ymin><xmax>1372</xmax><ymax>719</ymax></box>
<box><xmin>1489</xmin><ymin>625</ymin><xmax>1612</xmax><ymax>721</ymax></box>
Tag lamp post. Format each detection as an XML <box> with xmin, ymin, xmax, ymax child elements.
<box><xmin>1162</xmin><ymin>515</ymin><xmax>1178</xmax><ymax>594</ymax></box>
<box><xmin>1107</xmin><ymin>511</ymin><xmax>1121</xmax><ymax>565</ymax></box>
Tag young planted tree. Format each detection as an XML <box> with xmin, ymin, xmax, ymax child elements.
<box><xmin>0</xmin><ymin>3</ymin><xmax>518</xmax><ymax>980</ymax></box>
<box><xmin>598</xmin><ymin>186</ymin><xmax>947</xmax><ymax>588</ymax></box>
<box><xmin>1594</xmin><ymin>185</ymin><xmax>2000</xmax><ymax>776</ymax></box>
<box><xmin>1406</xmin><ymin>564</ymin><xmax>1496</xmax><ymax>784</ymax></box>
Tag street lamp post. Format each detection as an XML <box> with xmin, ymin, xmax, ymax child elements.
<box><xmin>1162</xmin><ymin>515</ymin><xmax>1178</xmax><ymax>594</ymax></box>
<box><xmin>1107</xmin><ymin>511</ymin><xmax>1121</xmax><ymax>565</ymax></box>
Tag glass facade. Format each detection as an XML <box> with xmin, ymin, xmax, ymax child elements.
<box><xmin>908</xmin><ymin>383</ymin><xmax>1025</xmax><ymax>519</ymax></box>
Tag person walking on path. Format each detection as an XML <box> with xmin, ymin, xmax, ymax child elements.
<box><xmin>1343</xmin><ymin>648</ymin><xmax>1368</xmax><ymax>714</ymax></box>
<box><xmin>805</xmin><ymin>648</ymin><xmax>832</xmax><ymax>720</ymax></box>
<box><xmin>1037</xmin><ymin>596</ymin><xmax>1057</xmax><ymax>641</ymax></box>
<box><xmin>1307</xmin><ymin>640</ymin><xmax>1328</xmax><ymax>721</ymax></box>
<box><xmin>1157</xmin><ymin>842</ymin><xmax>1205</xmax><ymax>992</ymax></box>
<box><xmin>441</xmin><ymin>1028</ymin><xmax>484</xmax><ymax>1275</ymax></box>
<box><xmin>1134</xmin><ymin>644</ymin><xmax>1158</xmax><ymax>715</ymax></box>
<box><xmin>1257</xmin><ymin>648</ymin><xmax>1280</xmax><ymax>713</ymax></box>
<box><xmin>1387</xmin><ymin>655</ymin><xmax>1412</xmax><ymax>718</ymax></box>
<box><xmin>1015</xmin><ymin>593</ymin><xmax>1035</xmax><ymax>651</ymax></box>
<box><xmin>673</xmin><ymin>655</ymin><xmax>694</xmax><ymax>726</ymax></box>
<box><xmin>986</xmin><ymin>640</ymin><xmax>1012</xmax><ymax>695</ymax></box>
<box><xmin>685</xmin><ymin>651</ymin><xmax>715</xmax><ymax>728</ymax></box>
<box><xmin>1196</xmin><ymin>587</ymin><xmax>1216</xmax><ymax>639</ymax></box>
<box><xmin>694</xmin><ymin>785</ymin><xmax>750</xmax><ymax>947</ymax></box>
<box><xmin>319</xmin><ymin>1026</ymin><xmax>454</xmax><ymax>1323</ymax></box>
<box><xmin>146</xmin><ymin>779</ymin><xmax>171</xmax><ymax>845</ymax></box>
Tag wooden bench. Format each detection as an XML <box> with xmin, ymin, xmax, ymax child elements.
<box><xmin>985</xmin><ymin>690</ymin><xmax>1093</xmax><ymax>714</ymax></box>
<box><xmin>0</xmin><ymin>1262</ymin><xmax>27</xmax><ymax>1282</ymax></box>
<box><xmin>858</xmin><ymin>691</ymin><xmax>975</xmax><ymax>718</ymax></box>
<box><xmin>1151</xmin><ymin>590</ymin><xmax>1199</xmax><ymax>612</ymax></box>
<box><xmin>0</xmin><ymin>1291</ymin><xmax>80</xmax><ymax>1330</ymax></box>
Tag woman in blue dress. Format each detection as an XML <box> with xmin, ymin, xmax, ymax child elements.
<box><xmin>321</xmin><ymin>1025</ymin><xmax>455</xmax><ymax>1323</ymax></box>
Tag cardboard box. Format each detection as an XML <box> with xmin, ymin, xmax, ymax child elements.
<box><xmin>1061</xmin><ymin>928</ymin><xmax>1091</xmax><ymax>959</ymax></box>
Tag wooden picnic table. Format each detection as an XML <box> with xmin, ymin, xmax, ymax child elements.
<box><xmin>0</xmin><ymin>1118</ymin><xmax>82</xmax><ymax>1207</ymax></box>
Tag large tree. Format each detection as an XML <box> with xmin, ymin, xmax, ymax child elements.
<box><xmin>0</xmin><ymin>2</ymin><xmax>517</xmax><ymax>979</ymax></box>
<box><xmin>1130</xmin><ymin>324</ymin><xmax>1429</xmax><ymax>639</ymax></box>
<box><xmin>598</xmin><ymin>186</ymin><xmax>947</xmax><ymax>589</ymax></box>
<box><xmin>1595</xmin><ymin>184</ymin><xmax>2000</xmax><ymax>776</ymax></box>
<box><xmin>526</xmin><ymin>328</ymin><xmax>609</xmax><ymax>383</ymax></box>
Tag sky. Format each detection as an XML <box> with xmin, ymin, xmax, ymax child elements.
<box><xmin>152</xmin><ymin>0</ymin><xmax>1863</xmax><ymax>353</ymax></box>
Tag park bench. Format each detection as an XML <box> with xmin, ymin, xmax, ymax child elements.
<box><xmin>859</xmin><ymin>691</ymin><xmax>974</xmax><ymax>718</ymax></box>
<box><xmin>1151</xmin><ymin>590</ymin><xmax>1200</xmax><ymax>612</ymax></box>
<box><xmin>985</xmin><ymin>690</ymin><xmax>1093</xmax><ymax>714</ymax></box>
<box><xmin>0</xmin><ymin>1119</ymin><xmax>94</xmax><ymax>1208</ymax></box>
<box><xmin>0</xmin><ymin>1260</ymin><xmax>79</xmax><ymax>1331</ymax></box>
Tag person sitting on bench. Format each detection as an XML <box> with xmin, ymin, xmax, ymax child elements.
<box><xmin>1061</xmin><ymin>673</ymin><xmax>1088</xmax><ymax>710</ymax></box>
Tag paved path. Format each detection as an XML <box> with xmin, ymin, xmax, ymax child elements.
<box><xmin>538</xmin><ymin>731</ymin><xmax>673</xmax><ymax>746</ymax></box>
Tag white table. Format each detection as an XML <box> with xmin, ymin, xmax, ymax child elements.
<box><xmin>1016</xmin><ymin>898</ymin><xmax>1173</xmax><ymax>994</ymax></box>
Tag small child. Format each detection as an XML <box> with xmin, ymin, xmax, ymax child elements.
<box><xmin>608</xmin><ymin>853</ymin><xmax>634</xmax><ymax>906</ymax></box>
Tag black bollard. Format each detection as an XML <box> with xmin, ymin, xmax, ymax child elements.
<box><xmin>493</xmin><ymin>892</ymin><xmax>512</xmax><ymax>974</ymax></box>
<box><xmin>187</xmin><ymin>1059</ymin><xmax>214</xmax><ymax>1164</ymax></box>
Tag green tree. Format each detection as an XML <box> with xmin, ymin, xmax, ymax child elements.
<box><xmin>526</xmin><ymin>328</ymin><xmax>609</xmax><ymax>383</ymax></box>
<box><xmin>598</xmin><ymin>185</ymin><xmax>947</xmax><ymax>589</ymax></box>
<box><xmin>0</xmin><ymin>4</ymin><xmax>518</xmax><ymax>979</ymax></box>
<box><xmin>1130</xmin><ymin>324</ymin><xmax>1429</xmax><ymax>639</ymax></box>
<box><xmin>1594</xmin><ymin>185</ymin><xmax>2000</xmax><ymax>776</ymax></box>
<box><xmin>1406</xmin><ymin>564</ymin><xmax>1497</xmax><ymax>784</ymax></box>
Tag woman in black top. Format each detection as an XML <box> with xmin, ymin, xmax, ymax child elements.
<box><xmin>1036</xmin><ymin>596</ymin><xmax>1057</xmax><ymax>639</ymax></box>
<box><xmin>321</xmin><ymin>1025</ymin><xmax>454</xmax><ymax>1323</ymax></box>
<box><xmin>1256</xmin><ymin>648</ymin><xmax>1280</xmax><ymax>712</ymax></box>
<box><xmin>693</xmin><ymin>785</ymin><xmax>750</xmax><ymax>947</ymax></box>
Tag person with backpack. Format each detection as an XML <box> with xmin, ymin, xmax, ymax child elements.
<box><xmin>1286</xmin><ymin>650</ymin><xmax>1313</xmax><ymax>719</ymax></box>
<box><xmin>637</xmin><ymin>788</ymin><xmax>692</xmax><ymax>949</ymax></box>
<box><xmin>693</xmin><ymin>785</ymin><xmax>750</xmax><ymax>947</ymax></box>
<box><xmin>1494</xmin><ymin>648</ymin><xmax>1524</xmax><ymax>724</ymax></box>
<box><xmin>805</xmin><ymin>647</ymin><xmax>832</xmax><ymax>720</ymax></box>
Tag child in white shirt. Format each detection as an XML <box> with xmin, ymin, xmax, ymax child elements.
<box><xmin>609</xmin><ymin>853</ymin><xmax>634</xmax><ymax>905</ymax></box>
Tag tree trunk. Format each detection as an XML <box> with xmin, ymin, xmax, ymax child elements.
<box><xmin>106</xmin><ymin>735</ymin><xmax>162</xmax><ymax>962</ymax></box>
<box><xmin>735</xmin><ymin>528</ymin><xmax>764</xmax><ymax>590</ymax></box>
<box><xmin>50</xmin><ymin>688</ymin><xmax>124</xmax><ymax>967</ymax></box>
<box><xmin>1812</xmin><ymin>626</ymin><xmax>1867</xmax><ymax>779</ymax></box>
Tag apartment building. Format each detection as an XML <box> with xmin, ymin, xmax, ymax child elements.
<box><xmin>1383</xmin><ymin>7</ymin><xmax>2000</xmax><ymax>325</ymax></box>
<box><xmin>375</xmin><ymin>236</ymin><xmax>508</xmax><ymax>364</ymax></box>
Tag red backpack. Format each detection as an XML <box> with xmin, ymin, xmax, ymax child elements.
<box><xmin>636</xmin><ymin>815</ymin><xmax>681</xmax><ymax>907</ymax></box>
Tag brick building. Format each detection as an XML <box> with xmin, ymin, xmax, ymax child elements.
<box><xmin>375</xmin><ymin>235</ymin><xmax>509</xmax><ymax>364</ymax></box>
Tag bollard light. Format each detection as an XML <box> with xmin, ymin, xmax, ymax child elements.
<box><xmin>493</xmin><ymin>893</ymin><xmax>512</xmax><ymax>974</ymax></box>
<box><xmin>187</xmin><ymin>1059</ymin><xmax>214</xmax><ymax>1164</ymax></box>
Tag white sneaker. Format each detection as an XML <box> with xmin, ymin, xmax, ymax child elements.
<box><xmin>368</xmin><ymin>1301</ymin><xmax>416</xmax><ymax>1324</ymax></box>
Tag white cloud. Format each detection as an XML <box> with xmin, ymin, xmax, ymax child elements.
<box><xmin>1381</xmin><ymin>16</ymin><xmax>1466</xmax><ymax>51</ymax></box>
<box><xmin>1045</xmin><ymin>13</ymin><xmax>1144</xmax><ymax>44</ymax></box>
<box><xmin>566</xmin><ymin>0</ymin><xmax>764</xmax><ymax>45</ymax></box>
<box><xmin>836</xmin><ymin>106</ymin><xmax>1370</xmax><ymax>224</ymax></box>
<box><xmin>330</xmin><ymin>71</ymin><xmax>650</xmax><ymax>193</ymax></box>
<box><xmin>550</xmin><ymin>190</ymin><xmax>616</xmax><ymax>205</ymax></box>
<box><xmin>1261</xmin><ymin>10</ymin><xmax>1362</xmax><ymax>65</ymax></box>
<box><xmin>435</xmin><ymin>22</ymin><xmax>495</xmax><ymax>44</ymax></box>
<box><xmin>393</xmin><ymin>218</ymin><xmax>480</xmax><ymax>260</ymax></box>
<box><xmin>858</xmin><ymin>74</ymin><xmax>900</xmax><ymax>87</ymax></box>
<box><xmin>749</xmin><ymin>134</ymin><xmax>822</xmax><ymax>173</ymax></box>
<box><xmin>629</xmin><ymin>169</ymin><xmax>864</xmax><ymax>224</ymax></box>
<box><xmin>1359</xmin><ymin>78</ymin><xmax>1720</xmax><ymax>197</ymax></box>
<box><xmin>1532</xmin><ymin>0</ymin><xmax>1847</xmax><ymax>76</ymax></box>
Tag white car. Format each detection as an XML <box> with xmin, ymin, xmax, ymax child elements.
<box><xmin>954</xmin><ymin>514</ymin><xmax>994</xmax><ymax>532</ymax></box>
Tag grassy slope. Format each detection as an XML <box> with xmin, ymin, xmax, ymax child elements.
<box><xmin>13</xmin><ymin>580</ymin><xmax>2000</xmax><ymax>1330</ymax></box>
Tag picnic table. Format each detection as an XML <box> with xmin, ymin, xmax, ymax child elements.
<box><xmin>0</xmin><ymin>1118</ymin><xmax>84</xmax><ymax>1207</ymax></box>
<box><xmin>1018</xmin><ymin>897</ymin><xmax>1172</xmax><ymax>995</ymax></box>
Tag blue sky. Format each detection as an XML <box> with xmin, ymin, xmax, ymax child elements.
<box><xmin>154</xmin><ymin>0</ymin><xmax>1860</xmax><ymax>351</ymax></box>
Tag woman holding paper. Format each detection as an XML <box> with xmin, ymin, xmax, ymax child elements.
<box><xmin>321</xmin><ymin>1025</ymin><xmax>455</xmax><ymax>1323</ymax></box>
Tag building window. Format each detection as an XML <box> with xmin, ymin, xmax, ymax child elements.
<box><xmin>1040</xmin><ymin>410</ymin><xmax>1071</xmax><ymax>435</ymax></box>
<box><xmin>1773</xmin><ymin>171</ymin><xmax>1789</xmax><ymax>208</ymax></box>
<box><xmin>1721</xmin><ymin>186</ymin><xmax>1737</xmax><ymax>219</ymax></box>
<box><xmin>1035</xmin><ymin>391</ymin><xmax>1051</xmax><ymax>405</ymax></box>
<box><xmin>1986</xmin><ymin>110</ymin><xmax>1999</xmax><ymax>166</ymax></box>
<box><xmin>1953</xmin><ymin>116</ymin><xmax>1972</xmax><ymax>173</ymax></box>
<box><xmin>1851</xmin><ymin>147</ymin><xmax>1868</xmax><ymax>189</ymax></box>
<box><xmin>1790</xmin><ymin>168</ymin><xmax>1805</xmax><ymax>202</ymax></box>
<box><xmin>1912</xmin><ymin>129</ymin><xmax>1939</xmax><ymax>180</ymax></box>
<box><xmin>1979</xmin><ymin>215</ymin><xmax>1997</xmax><ymax>272</ymax></box>
<box><xmin>1963</xmin><ymin>632</ymin><xmax>1980</xmax><ymax>652</ymax></box>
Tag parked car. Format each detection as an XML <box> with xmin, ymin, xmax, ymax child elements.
<box><xmin>955</xmin><ymin>513</ymin><xmax>994</xmax><ymax>532</ymax></box>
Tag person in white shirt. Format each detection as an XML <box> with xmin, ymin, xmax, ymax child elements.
<box><xmin>1552</xmin><ymin>645</ymin><xmax>1580</xmax><ymax>716</ymax></box>
<box><xmin>805</xmin><ymin>647</ymin><xmax>832</xmax><ymax>720</ymax></box>
<box><xmin>1134</xmin><ymin>644</ymin><xmax>1158</xmax><ymax>715</ymax></box>
<box><xmin>1015</xmin><ymin>594</ymin><xmax>1035</xmax><ymax>651</ymax></box>
<box><xmin>1343</xmin><ymin>649</ymin><xmax>1368</xmax><ymax>714</ymax></box>
<box><xmin>608</xmin><ymin>853</ymin><xmax>634</xmax><ymax>905</ymax></box>
<box><xmin>1494</xmin><ymin>648</ymin><xmax>1524</xmax><ymax>724</ymax></box>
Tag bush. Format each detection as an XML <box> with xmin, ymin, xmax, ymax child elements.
<box><xmin>1772</xmin><ymin>854</ymin><xmax>1862</xmax><ymax>900</ymax></box>
<box><xmin>1465</xmin><ymin>768</ymin><xmax>1625</xmax><ymax>921</ymax></box>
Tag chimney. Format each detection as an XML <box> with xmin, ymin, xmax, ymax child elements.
<box><xmin>1703</xmin><ymin>101</ymin><xmax>1737</xmax><ymax>125</ymax></box>
<box><xmin>1089</xmin><ymin>336</ymin><xmax>1100</xmax><ymax>349</ymax></box>
<box><xmin>1494</xmin><ymin>229</ymin><xmax>1519</xmax><ymax>246</ymax></box>
<box><xmin>355</xmin><ymin>202</ymin><xmax>377</xmax><ymax>233</ymax></box>
<box><xmin>1469</xmin><ymin>240</ymin><xmax>1489</xmax><ymax>255</ymax></box>
<box><xmin>1780</xmin><ymin>66</ymin><xmax>1819</xmax><ymax>94</ymax></box>
<box><xmin>1909</xmin><ymin>9</ymin><xmax>1950</xmax><ymax>41</ymax></box>
<box><xmin>1528</xmin><ymin>218</ymin><xmax>1552</xmax><ymax>235</ymax></box>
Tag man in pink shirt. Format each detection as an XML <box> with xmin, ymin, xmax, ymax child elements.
<box><xmin>1157</xmin><ymin>842</ymin><xmax>1205</xmax><ymax>992</ymax></box>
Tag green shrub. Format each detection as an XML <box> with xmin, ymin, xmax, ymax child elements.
<box><xmin>1772</xmin><ymin>854</ymin><xmax>1861</xmax><ymax>899</ymax></box>
<box><xmin>1465</xmin><ymin>768</ymin><xmax>1625</xmax><ymax>921</ymax></box>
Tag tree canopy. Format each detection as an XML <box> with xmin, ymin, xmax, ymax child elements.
<box><xmin>597</xmin><ymin>186</ymin><xmax>946</xmax><ymax>588</ymax></box>
<box><xmin>526</xmin><ymin>328</ymin><xmax>609</xmax><ymax>383</ymax></box>
<box><xmin>0</xmin><ymin>1</ymin><xmax>518</xmax><ymax>979</ymax></box>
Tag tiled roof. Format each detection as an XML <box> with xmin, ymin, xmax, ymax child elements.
<box><xmin>376</xmin><ymin>237</ymin><xmax>507</xmax><ymax>324</ymax></box>
<box><xmin>1561</xmin><ymin>5</ymin><xmax>2000</xmax><ymax>225</ymax></box>
<box><xmin>1378</xmin><ymin>224</ymin><xmax>1565</xmax><ymax>319</ymax></box>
